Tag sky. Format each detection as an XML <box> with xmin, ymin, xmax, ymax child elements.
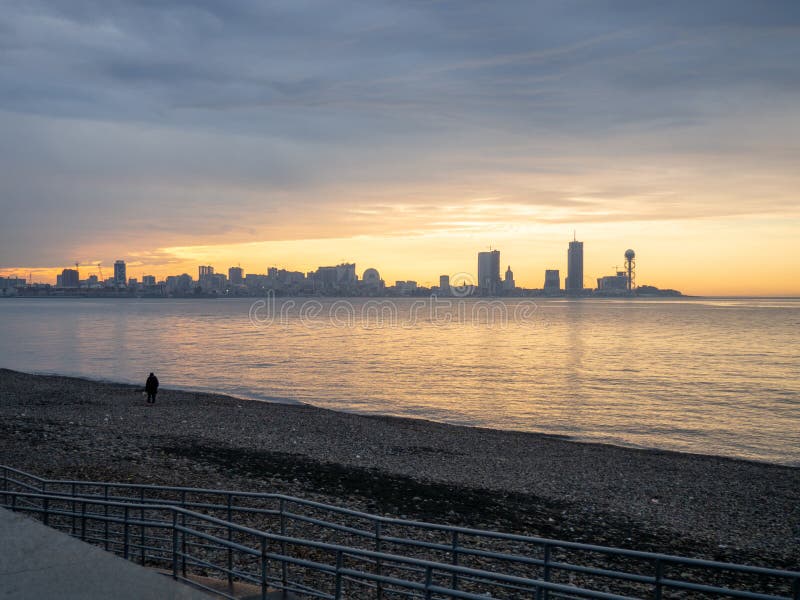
<box><xmin>1</xmin><ymin>0</ymin><xmax>799</xmax><ymax>295</ymax></box>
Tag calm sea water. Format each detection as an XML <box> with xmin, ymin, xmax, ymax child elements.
<box><xmin>0</xmin><ymin>297</ymin><xmax>798</xmax><ymax>465</ymax></box>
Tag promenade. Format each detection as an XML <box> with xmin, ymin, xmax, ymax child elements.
<box><xmin>0</xmin><ymin>508</ymin><xmax>211</xmax><ymax>599</ymax></box>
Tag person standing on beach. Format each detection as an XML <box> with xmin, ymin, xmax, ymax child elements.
<box><xmin>145</xmin><ymin>372</ymin><xmax>159</xmax><ymax>404</ymax></box>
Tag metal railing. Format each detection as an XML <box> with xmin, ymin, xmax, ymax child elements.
<box><xmin>2</xmin><ymin>465</ymin><xmax>798</xmax><ymax>600</ymax></box>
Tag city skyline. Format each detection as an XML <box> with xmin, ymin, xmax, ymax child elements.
<box><xmin>1</xmin><ymin>2</ymin><xmax>799</xmax><ymax>296</ymax></box>
<box><xmin>0</xmin><ymin>229</ymin><xmax>788</xmax><ymax>296</ymax></box>
<box><xmin>5</xmin><ymin>236</ymin><xmax>664</xmax><ymax>296</ymax></box>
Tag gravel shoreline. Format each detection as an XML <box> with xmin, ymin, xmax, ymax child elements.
<box><xmin>1</xmin><ymin>368</ymin><xmax>797</xmax><ymax>573</ymax></box>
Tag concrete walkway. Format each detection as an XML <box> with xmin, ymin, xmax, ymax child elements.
<box><xmin>0</xmin><ymin>508</ymin><xmax>212</xmax><ymax>599</ymax></box>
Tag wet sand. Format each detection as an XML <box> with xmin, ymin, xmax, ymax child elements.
<box><xmin>0</xmin><ymin>368</ymin><xmax>797</xmax><ymax>571</ymax></box>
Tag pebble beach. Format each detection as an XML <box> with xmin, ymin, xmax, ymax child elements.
<box><xmin>1</xmin><ymin>368</ymin><xmax>797</xmax><ymax>573</ymax></box>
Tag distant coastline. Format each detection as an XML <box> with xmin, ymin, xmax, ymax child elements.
<box><xmin>2</xmin><ymin>286</ymin><xmax>683</xmax><ymax>299</ymax></box>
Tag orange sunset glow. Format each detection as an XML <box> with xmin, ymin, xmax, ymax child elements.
<box><xmin>1</xmin><ymin>3</ymin><xmax>798</xmax><ymax>296</ymax></box>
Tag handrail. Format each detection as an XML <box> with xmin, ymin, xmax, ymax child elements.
<box><xmin>2</xmin><ymin>464</ymin><xmax>799</xmax><ymax>600</ymax></box>
<box><xmin>2</xmin><ymin>464</ymin><xmax>795</xmax><ymax>577</ymax></box>
<box><xmin>2</xmin><ymin>489</ymin><xmax>638</xmax><ymax>600</ymax></box>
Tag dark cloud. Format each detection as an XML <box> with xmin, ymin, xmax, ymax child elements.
<box><xmin>1</xmin><ymin>0</ymin><xmax>799</xmax><ymax>267</ymax></box>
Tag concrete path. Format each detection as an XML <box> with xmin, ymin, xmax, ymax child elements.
<box><xmin>0</xmin><ymin>508</ymin><xmax>212</xmax><ymax>599</ymax></box>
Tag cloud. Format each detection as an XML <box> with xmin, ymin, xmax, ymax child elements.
<box><xmin>0</xmin><ymin>0</ymin><xmax>799</xmax><ymax>271</ymax></box>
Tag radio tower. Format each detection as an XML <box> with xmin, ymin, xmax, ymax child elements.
<box><xmin>624</xmin><ymin>249</ymin><xmax>636</xmax><ymax>291</ymax></box>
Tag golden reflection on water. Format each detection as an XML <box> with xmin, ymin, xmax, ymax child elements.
<box><xmin>1</xmin><ymin>297</ymin><xmax>798</xmax><ymax>464</ymax></box>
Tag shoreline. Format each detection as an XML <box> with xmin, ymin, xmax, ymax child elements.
<box><xmin>1</xmin><ymin>368</ymin><xmax>798</xmax><ymax>571</ymax></box>
<box><xmin>19</xmin><ymin>368</ymin><xmax>798</xmax><ymax>469</ymax></box>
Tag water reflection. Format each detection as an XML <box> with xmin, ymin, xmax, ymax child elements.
<box><xmin>0</xmin><ymin>296</ymin><xmax>798</xmax><ymax>465</ymax></box>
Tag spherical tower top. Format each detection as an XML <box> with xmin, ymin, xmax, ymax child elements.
<box><xmin>624</xmin><ymin>249</ymin><xmax>635</xmax><ymax>260</ymax></box>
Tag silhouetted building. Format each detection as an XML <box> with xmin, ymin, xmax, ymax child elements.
<box><xmin>0</xmin><ymin>276</ymin><xmax>26</xmax><ymax>288</ymax></box>
<box><xmin>314</xmin><ymin>266</ymin><xmax>338</xmax><ymax>290</ymax></box>
<box><xmin>503</xmin><ymin>265</ymin><xmax>515</xmax><ymax>292</ymax></box>
<box><xmin>210</xmin><ymin>273</ymin><xmax>227</xmax><ymax>291</ymax></box>
<box><xmin>198</xmin><ymin>266</ymin><xmax>226</xmax><ymax>290</ymax></box>
<box><xmin>113</xmin><ymin>260</ymin><xmax>126</xmax><ymax>286</ymax></box>
<box><xmin>336</xmin><ymin>263</ymin><xmax>357</xmax><ymax>284</ymax></box>
<box><xmin>142</xmin><ymin>275</ymin><xmax>156</xmax><ymax>286</ymax></box>
<box><xmin>0</xmin><ymin>276</ymin><xmax>25</xmax><ymax>296</ymax></box>
<box><xmin>597</xmin><ymin>271</ymin><xmax>629</xmax><ymax>292</ymax></box>
<box><xmin>228</xmin><ymin>266</ymin><xmax>244</xmax><ymax>285</ymax></box>
<box><xmin>245</xmin><ymin>274</ymin><xmax>269</xmax><ymax>290</ymax></box>
<box><xmin>198</xmin><ymin>265</ymin><xmax>214</xmax><ymax>282</ymax></box>
<box><xmin>312</xmin><ymin>263</ymin><xmax>357</xmax><ymax>292</ymax></box>
<box><xmin>361</xmin><ymin>268</ymin><xmax>384</xmax><ymax>291</ymax></box>
<box><xmin>566</xmin><ymin>237</ymin><xmax>583</xmax><ymax>294</ymax></box>
<box><xmin>394</xmin><ymin>280</ymin><xmax>418</xmax><ymax>295</ymax></box>
<box><xmin>439</xmin><ymin>275</ymin><xmax>450</xmax><ymax>295</ymax></box>
<box><xmin>166</xmin><ymin>273</ymin><xmax>193</xmax><ymax>293</ymax></box>
<box><xmin>477</xmin><ymin>250</ymin><xmax>501</xmax><ymax>295</ymax></box>
<box><xmin>61</xmin><ymin>268</ymin><xmax>79</xmax><ymax>288</ymax></box>
<box><xmin>544</xmin><ymin>269</ymin><xmax>560</xmax><ymax>293</ymax></box>
<box><xmin>263</xmin><ymin>267</ymin><xmax>306</xmax><ymax>292</ymax></box>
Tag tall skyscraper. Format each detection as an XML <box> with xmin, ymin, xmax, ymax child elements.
<box><xmin>477</xmin><ymin>250</ymin><xmax>501</xmax><ymax>295</ymax></box>
<box><xmin>566</xmin><ymin>235</ymin><xmax>584</xmax><ymax>294</ymax></box>
<box><xmin>113</xmin><ymin>260</ymin><xmax>126</xmax><ymax>286</ymax></box>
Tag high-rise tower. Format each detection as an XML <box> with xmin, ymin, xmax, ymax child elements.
<box><xmin>477</xmin><ymin>250</ymin><xmax>501</xmax><ymax>295</ymax></box>
<box><xmin>566</xmin><ymin>234</ymin><xmax>584</xmax><ymax>294</ymax></box>
<box><xmin>113</xmin><ymin>260</ymin><xmax>127</xmax><ymax>286</ymax></box>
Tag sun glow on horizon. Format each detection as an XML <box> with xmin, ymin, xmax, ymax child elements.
<box><xmin>6</xmin><ymin>213</ymin><xmax>799</xmax><ymax>297</ymax></box>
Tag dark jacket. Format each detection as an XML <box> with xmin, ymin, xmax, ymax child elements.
<box><xmin>145</xmin><ymin>375</ymin><xmax>159</xmax><ymax>393</ymax></box>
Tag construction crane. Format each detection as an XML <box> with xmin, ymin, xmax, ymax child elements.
<box><xmin>72</xmin><ymin>262</ymin><xmax>105</xmax><ymax>286</ymax></box>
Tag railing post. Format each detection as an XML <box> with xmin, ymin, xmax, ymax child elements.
<box><xmin>451</xmin><ymin>530</ymin><xmax>459</xmax><ymax>591</ymax></box>
<box><xmin>279</xmin><ymin>498</ymin><xmax>288</xmax><ymax>589</ymax></box>
<box><xmin>71</xmin><ymin>482</ymin><xmax>76</xmax><ymax>535</ymax></box>
<box><xmin>261</xmin><ymin>537</ymin><xmax>268</xmax><ymax>600</ymax></box>
<box><xmin>536</xmin><ymin>543</ymin><xmax>551</xmax><ymax>600</ymax></box>
<box><xmin>103</xmin><ymin>484</ymin><xmax>109</xmax><ymax>551</ymax></box>
<box><xmin>43</xmin><ymin>497</ymin><xmax>49</xmax><ymax>526</ymax></box>
<box><xmin>181</xmin><ymin>491</ymin><xmax>187</xmax><ymax>578</ymax></box>
<box><xmin>375</xmin><ymin>521</ymin><xmax>383</xmax><ymax>600</ymax></box>
<box><xmin>1</xmin><ymin>466</ymin><xmax>6</xmax><ymax>506</ymax></box>
<box><xmin>654</xmin><ymin>558</ymin><xmax>663</xmax><ymax>600</ymax></box>
<box><xmin>227</xmin><ymin>493</ymin><xmax>233</xmax><ymax>585</ymax></box>
<box><xmin>123</xmin><ymin>506</ymin><xmax>130</xmax><ymax>560</ymax></box>
<box><xmin>334</xmin><ymin>550</ymin><xmax>344</xmax><ymax>600</ymax></box>
<box><xmin>172</xmin><ymin>511</ymin><xmax>179</xmax><ymax>580</ymax></box>
<box><xmin>792</xmin><ymin>577</ymin><xmax>800</xmax><ymax>600</ymax></box>
<box><xmin>424</xmin><ymin>565</ymin><xmax>433</xmax><ymax>600</ymax></box>
<box><xmin>140</xmin><ymin>488</ymin><xmax>145</xmax><ymax>565</ymax></box>
<box><xmin>80</xmin><ymin>500</ymin><xmax>87</xmax><ymax>541</ymax></box>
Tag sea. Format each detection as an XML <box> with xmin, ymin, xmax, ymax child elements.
<box><xmin>0</xmin><ymin>296</ymin><xmax>798</xmax><ymax>466</ymax></box>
